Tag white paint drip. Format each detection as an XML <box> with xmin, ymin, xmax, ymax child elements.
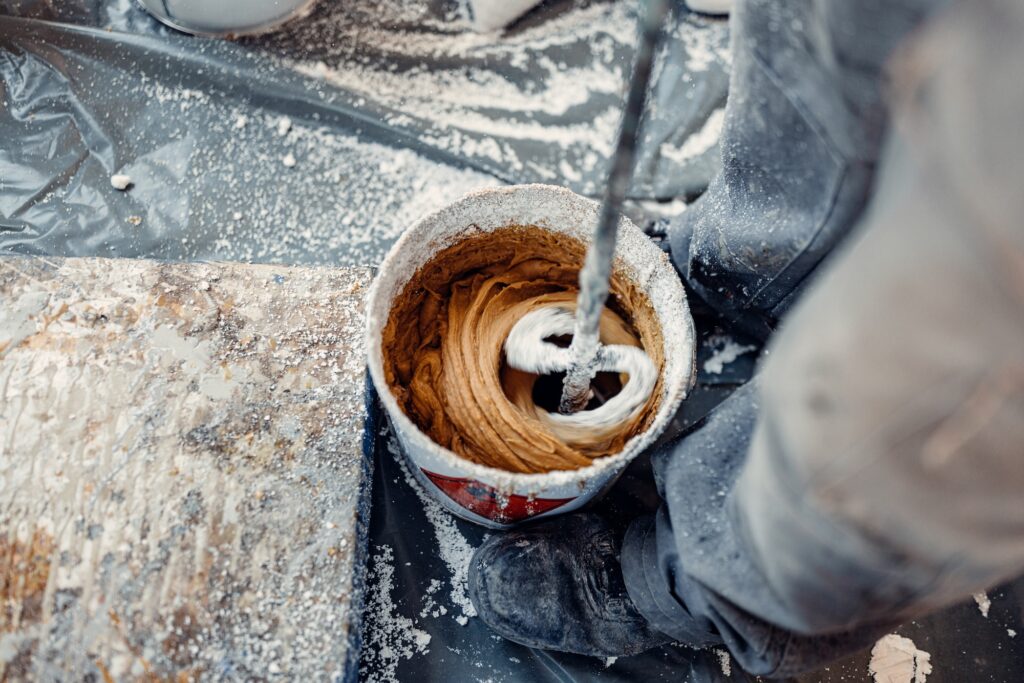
<box><xmin>869</xmin><ymin>634</ymin><xmax>933</xmax><ymax>683</ymax></box>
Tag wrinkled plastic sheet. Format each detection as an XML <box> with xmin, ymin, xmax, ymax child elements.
<box><xmin>3</xmin><ymin>2</ymin><xmax>1023</xmax><ymax>682</ymax></box>
<box><xmin>0</xmin><ymin>0</ymin><xmax>729</xmax><ymax>265</ymax></box>
<box><xmin>365</xmin><ymin>345</ymin><xmax>1024</xmax><ymax>683</ymax></box>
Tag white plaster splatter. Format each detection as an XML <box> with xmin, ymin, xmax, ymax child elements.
<box><xmin>973</xmin><ymin>591</ymin><xmax>991</xmax><ymax>618</ymax></box>
<box><xmin>716</xmin><ymin>648</ymin><xmax>732</xmax><ymax>677</ymax></box>
<box><xmin>869</xmin><ymin>634</ymin><xmax>933</xmax><ymax>683</ymax></box>
<box><xmin>660</xmin><ymin>108</ymin><xmax>725</xmax><ymax>165</ymax></box>
<box><xmin>360</xmin><ymin>545</ymin><xmax>432</xmax><ymax>683</ymax></box>
<box><xmin>703</xmin><ymin>334</ymin><xmax>757</xmax><ymax>375</ymax></box>
<box><xmin>387</xmin><ymin>431</ymin><xmax>479</xmax><ymax>623</ymax></box>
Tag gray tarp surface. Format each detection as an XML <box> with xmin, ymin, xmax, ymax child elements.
<box><xmin>2</xmin><ymin>2</ymin><xmax>1021</xmax><ymax>682</ymax></box>
<box><xmin>0</xmin><ymin>0</ymin><xmax>728</xmax><ymax>264</ymax></box>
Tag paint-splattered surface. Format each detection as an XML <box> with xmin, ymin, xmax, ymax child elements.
<box><xmin>0</xmin><ymin>256</ymin><xmax>373</xmax><ymax>680</ymax></box>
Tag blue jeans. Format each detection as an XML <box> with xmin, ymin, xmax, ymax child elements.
<box><xmin>624</xmin><ymin>0</ymin><xmax>1024</xmax><ymax>675</ymax></box>
<box><xmin>669</xmin><ymin>0</ymin><xmax>941</xmax><ymax>339</ymax></box>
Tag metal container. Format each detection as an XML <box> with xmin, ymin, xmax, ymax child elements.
<box><xmin>135</xmin><ymin>0</ymin><xmax>317</xmax><ymax>38</ymax></box>
<box><xmin>366</xmin><ymin>184</ymin><xmax>696</xmax><ymax>529</ymax></box>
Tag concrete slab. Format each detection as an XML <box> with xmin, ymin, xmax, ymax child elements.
<box><xmin>0</xmin><ymin>256</ymin><xmax>374</xmax><ymax>681</ymax></box>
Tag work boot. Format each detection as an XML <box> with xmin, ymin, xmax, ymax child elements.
<box><xmin>467</xmin><ymin>514</ymin><xmax>672</xmax><ymax>657</ymax></box>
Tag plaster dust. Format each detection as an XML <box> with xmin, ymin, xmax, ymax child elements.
<box><xmin>258</xmin><ymin>0</ymin><xmax>729</xmax><ymax>195</ymax></box>
<box><xmin>101</xmin><ymin>78</ymin><xmax>498</xmax><ymax>268</ymax></box>
<box><xmin>360</xmin><ymin>545</ymin><xmax>433</xmax><ymax>683</ymax></box>
<box><xmin>359</xmin><ymin>429</ymin><xmax>482</xmax><ymax>680</ymax></box>
<box><xmin>660</xmin><ymin>107</ymin><xmax>725</xmax><ymax>165</ymax></box>
<box><xmin>381</xmin><ymin>226</ymin><xmax>665</xmax><ymax>474</ymax></box>
<box><xmin>703</xmin><ymin>333</ymin><xmax>757</xmax><ymax>375</ymax></box>
<box><xmin>284</xmin><ymin>1</ymin><xmax>634</xmax><ymax>168</ymax></box>
<box><xmin>716</xmin><ymin>648</ymin><xmax>732</xmax><ymax>677</ymax></box>
<box><xmin>387</xmin><ymin>432</ymin><xmax>479</xmax><ymax>623</ymax></box>
<box><xmin>0</xmin><ymin>256</ymin><xmax>373</xmax><ymax>679</ymax></box>
<box><xmin>869</xmin><ymin>634</ymin><xmax>933</xmax><ymax>683</ymax></box>
<box><xmin>973</xmin><ymin>591</ymin><xmax>991</xmax><ymax>618</ymax></box>
<box><xmin>35</xmin><ymin>1</ymin><xmax>728</xmax><ymax>275</ymax></box>
<box><xmin>110</xmin><ymin>173</ymin><xmax>132</xmax><ymax>190</ymax></box>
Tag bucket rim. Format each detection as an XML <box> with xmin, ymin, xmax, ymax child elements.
<box><xmin>365</xmin><ymin>183</ymin><xmax>696</xmax><ymax>491</ymax></box>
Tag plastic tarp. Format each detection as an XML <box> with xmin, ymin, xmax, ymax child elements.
<box><xmin>0</xmin><ymin>0</ymin><xmax>729</xmax><ymax>264</ymax></box>
<box><xmin>2</xmin><ymin>2</ymin><xmax>1022</xmax><ymax>682</ymax></box>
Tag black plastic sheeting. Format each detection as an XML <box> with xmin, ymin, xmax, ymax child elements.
<box><xmin>366</xmin><ymin>324</ymin><xmax>1024</xmax><ymax>683</ymax></box>
<box><xmin>2</xmin><ymin>2</ymin><xmax>1022</xmax><ymax>682</ymax></box>
<box><xmin>0</xmin><ymin>0</ymin><xmax>729</xmax><ymax>264</ymax></box>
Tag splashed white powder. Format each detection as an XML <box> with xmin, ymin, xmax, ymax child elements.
<box><xmin>387</xmin><ymin>431</ymin><xmax>479</xmax><ymax>623</ymax></box>
<box><xmin>703</xmin><ymin>334</ymin><xmax>757</xmax><ymax>375</ymax></box>
<box><xmin>973</xmin><ymin>592</ymin><xmax>991</xmax><ymax>618</ymax></box>
<box><xmin>869</xmin><ymin>634</ymin><xmax>933</xmax><ymax>683</ymax></box>
<box><xmin>716</xmin><ymin>648</ymin><xmax>732</xmax><ymax>677</ymax></box>
<box><xmin>418</xmin><ymin>579</ymin><xmax>450</xmax><ymax>619</ymax></box>
<box><xmin>119</xmin><ymin>89</ymin><xmax>497</xmax><ymax>266</ymax></box>
<box><xmin>660</xmin><ymin>108</ymin><xmax>725</xmax><ymax>165</ymax></box>
<box><xmin>674</xmin><ymin>15</ymin><xmax>733</xmax><ymax>72</ymax></box>
<box><xmin>360</xmin><ymin>545</ymin><xmax>432</xmax><ymax>683</ymax></box>
<box><xmin>276</xmin><ymin>0</ymin><xmax>728</xmax><ymax>188</ymax></box>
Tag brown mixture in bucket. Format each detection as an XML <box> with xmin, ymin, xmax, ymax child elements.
<box><xmin>381</xmin><ymin>226</ymin><xmax>664</xmax><ymax>474</ymax></box>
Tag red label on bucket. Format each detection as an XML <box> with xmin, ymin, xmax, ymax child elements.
<box><xmin>421</xmin><ymin>469</ymin><xmax>575</xmax><ymax>523</ymax></box>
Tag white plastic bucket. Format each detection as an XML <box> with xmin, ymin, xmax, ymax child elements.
<box><xmin>136</xmin><ymin>0</ymin><xmax>317</xmax><ymax>38</ymax></box>
<box><xmin>366</xmin><ymin>185</ymin><xmax>696</xmax><ymax>529</ymax></box>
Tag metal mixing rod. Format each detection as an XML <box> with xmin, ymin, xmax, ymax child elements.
<box><xmin>558</xmin><ymin>0</ymin><xmax>669</xmax><ymax>413</ymax></box>
<box><xmin>502</xmin><ymin>0</ymin><xmax>668</xmax><ymax>424</ymax></box>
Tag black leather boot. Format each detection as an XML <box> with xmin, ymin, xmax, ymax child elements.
<box><xmin>468</xmin><ymin>514</ymin><xmax>672</xmax><ymax>657</ymax></box>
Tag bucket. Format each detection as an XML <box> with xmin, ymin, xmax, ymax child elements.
<box><xmin>366</xmin><ymin>184</ymin><xmax>695</xmax><ymax>529</ymax></box>
<box><xmin>135</xmin><ymin>0</ymin><xmax>317</xmax><ymax>38</ymax></box>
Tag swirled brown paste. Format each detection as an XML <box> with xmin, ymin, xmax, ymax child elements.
<box><xmin>381</xmin><ymin>226</ymin><xmax>664</xmax><ymax>474</ymax></box>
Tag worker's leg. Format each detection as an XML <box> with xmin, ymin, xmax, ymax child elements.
<box><xmin>668</xmin><ymin>0</ymin><xmax>942</xmax><ymax>338</ymax></box>
<box><xmin>624</xmin><ymin>1</ymin><xmax>1024</xmax><ymax>673</ymax></box>
<box><xmin>470</xmin><ymin>0</ymin><xmax>1024</xmax><ymax>672</ymax></box>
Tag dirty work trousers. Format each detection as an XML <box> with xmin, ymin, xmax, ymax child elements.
<box><xmin>621</xmin><ymin>0</ymin><xmax>1024</xmax><ymax>675</ymax></box>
